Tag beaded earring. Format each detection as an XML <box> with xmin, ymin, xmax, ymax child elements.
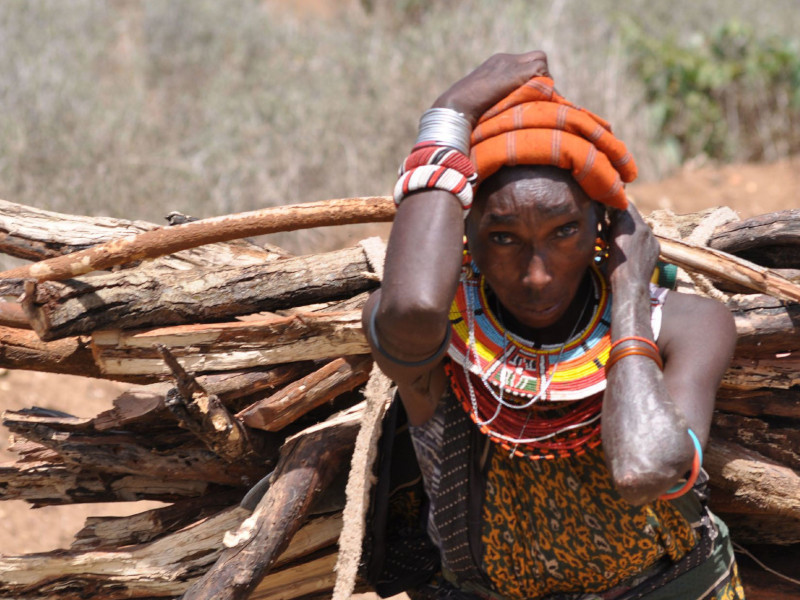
<box><xmin>594</xmin><ymin>237</ymin><xmax>609</xmax><ymax>264</ymax></box>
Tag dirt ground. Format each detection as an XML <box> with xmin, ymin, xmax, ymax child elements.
<box><xmin>0</xmin><ymin>159</ymin><xmax>797</xmax><ymax>589</ymax></box>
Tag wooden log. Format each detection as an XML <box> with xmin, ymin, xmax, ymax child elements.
<box><xmin>712</xmin><ymin>413</ymin><xmax>800</xmax><ymax>471</ymax></box>
<box><xmin>655</xmin><ymin>235</ymin><xmax>800</xmax><ymax>303</ymax></box>
<box><xmin>88</xmin><ymin>363</ymin><xmax>316</xmax><ymax>433</ymax></box>
<box><xmin>722</xmin><ymin>355</ymin><xmax>800</xmax><ymax>390</ymax></box>
<box><xmin>181</xmin><ymin>404</ymin><xmax>363</xmax><ymax>600</ymax></box>
<box><xmin>249</xmin><ymin>551</ymin><xmax>338</xmax><ymax>600</ymax></box>
<box><xmin>238</xmin><ymin>355</ymin><xmax>372</xmax><ymax>432</ymax></box>
<box><xmin>706</xmin><ymin>437</ymin><xmax>800</xmax><ymax>544</ymax></box>
<box><xmin>0</xmin><ymin>301</ymin><xmax>30</xmax><ymax>328</ymax></box>
<box><xmin>0</xmin><ymin>197</ymin><xmax>282</xmax><ymax>268</ymax></box>
<box><xmin>2</xmin><ymin>411</ymin><xmax>270</xmax><ymax>487</ymax></box>
<box><xmin>728</xmin><ymin>295</ymin><xmax>800</xmax><ymax>355</ymax></box>
<box><xmin>0</xmin><ymin>196</ymin><xmax>396</xmax><ymax>282</ymax></box>
<box><xmin>23</xmin><ymin>245</ymin><xmax>377</xmax><ymax>341</ymax></box>
<box><xmin>0</xmin><ymin>460</ymin><xmax>217</xmax><ymax>506</ymax></box>
<box><xmin>708</xmin><ymin>209</ymin><xmax>800</xmax><ymax>255</ymax></box>
<box><xmin>0</xmin><ymin>324</ymin><xmax>150</xmax><ymax>382</ymax></box>
<box><xmin>715</xmin><ymin>387</ymin><xmax>800</xmax><ymax>420</ymax></box>
<box><xmin>0</xmin><ymin>504</ymin><xmax>342</xmax><ymax>599</ymax></box>
<box><xmin>159</xmin><ymin>346</ymin><xmax>259</xmax><ymax>464</ymax></box>
<box><xmin>72</xmin><ymin>489</ymin><xmax>244</xmax><ymax>550</ymax></box>
<box><xmin>90</xmin><ymin>311</ymin><xmax>369</xmax><ymax>378</ymax></box>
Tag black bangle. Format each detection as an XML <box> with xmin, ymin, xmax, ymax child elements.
<box><xmin>368</xmin><ymin>300</ymin><xmax>451</xmax><ymax>368</ymax></box>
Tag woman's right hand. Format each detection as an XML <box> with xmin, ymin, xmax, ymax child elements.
<box><xmin>432</xmin><ymin>51</ymin><xmax>551</xmax><ymax>126</ymax></box>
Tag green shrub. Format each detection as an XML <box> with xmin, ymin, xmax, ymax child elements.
<box><xmin>624</xmin><ymin>19</ymin><xmax>800</xmax><ymax>165</ymax></box>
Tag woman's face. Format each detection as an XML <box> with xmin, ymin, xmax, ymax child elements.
<box><xmin>467</xmin><ymin>167</ymin><xmax>601</xmax><ymax>337</ymax></box>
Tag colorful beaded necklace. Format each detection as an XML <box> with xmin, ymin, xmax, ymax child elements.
<box><xmin>446</xmin><ymin>257</ymin><xmax>612</xmax><ymax>460</ymax></box>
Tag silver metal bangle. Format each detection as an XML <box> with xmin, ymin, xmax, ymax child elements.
<box><xmin>416</xmin><ymin>108</ymin><xmax>472</xmax><ymax>155</ymax></box>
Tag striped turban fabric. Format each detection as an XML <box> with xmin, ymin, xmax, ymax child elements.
<box><xmin>470</xmin><ymin>77</ymin><xmax>637</xmax><ymax>209</ymax></box>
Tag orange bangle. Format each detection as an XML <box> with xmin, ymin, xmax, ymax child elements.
<box><xmin>610</xmin><ymin>335</ymin><xmax>660</xmax><ymax>356</ymax></box>
<box><xmin>659</xmin><ymin>445</ymin><xmax>702</xmax><ymax>501</ymax></box>
<box><xmin>605</xmin><ymin>344</ymin><xmax>663</xmax><ymax>372</ymax></box>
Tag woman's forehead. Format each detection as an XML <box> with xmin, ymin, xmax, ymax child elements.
<box><xmin>475</xmin><ymin>168</ymin><xmax>593</xmax><ymax>220</ymax></box>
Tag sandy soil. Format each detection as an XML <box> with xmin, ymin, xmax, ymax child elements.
<box><xmin>0</xmin><ymin>159</ymin><xmax>797</xmax><ymax>593</ymax></box>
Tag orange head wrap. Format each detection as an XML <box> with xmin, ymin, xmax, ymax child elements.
<box><xmin>470</xmin><ymin>77</ymin><xmax>636</xmax><ymax>209</ymax></box>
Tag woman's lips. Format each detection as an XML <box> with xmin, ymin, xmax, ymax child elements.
<box><xmin>518</xmin><ymin>302</ymin><xmax>560</xmax><ymax>319</ymax></box>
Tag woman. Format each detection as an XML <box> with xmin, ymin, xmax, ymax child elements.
<box><xmin>363</xmin><ymin>51</ymin><xmax>744</xmax><ymax>599</ymax></box>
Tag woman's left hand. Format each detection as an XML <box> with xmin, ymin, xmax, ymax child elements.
<box><xmin>605</xmin><ymin>202</ymin><xmax>660</xmax><ymax>289</ymax></box>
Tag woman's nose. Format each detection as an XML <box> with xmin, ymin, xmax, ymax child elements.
<box><xmin>523</xmin><ymin>252</ymin><xmax>552</xmax><ymax>290</ymax></box>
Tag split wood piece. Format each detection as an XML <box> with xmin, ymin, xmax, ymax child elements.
<box><xmin>715</xmin><ymin>388</ymin><xmax>800</xmax><ymax>420</ymax></box>
<box><xmin>0</xmin><ymin>196</ymin><xmax>396</xmax><ymax>283</ymax></box>
<box><xmin>72</xmin><ymin>489</ymin><xmax>244</xmax><ymax>550</ymax></box>
<box><xmin>90</xmin><ymin>311</ymin><xmax>369</xmax><ymax>378</ymax></box>
<box><xmin>181</xmin><ymin>403</ymin><xmax>364</xmax><ymax>600</ymax></box>
<box><xmin>249</xmin><ymin>551</ymin><xmax>338</xmax><ymax>600</ymax></box>
<box><xmin>237</xmin><ymin>354</ymin><xmax>373</xmax><ymax>432</ymax></box>
<box><xmin>0</xmin><ymin>504</ymin><xmax>342</xmax><ymax>599</ymax></box>
<box><xmin>705</xmin><ymin>437</ymin><xmax>800</xmax><ymax>544</ymax></box>
<box><xmin>22</xmin><ymin>245</ymin><xmax>376</xmax><ymax>341</ymax></box>
<box><xmin>159</xmin><ymin>345</ymin><xmax>259</xmax><ymax>464</ymax></box>
<box><xmin>0</xmin><ymin>460</ymin><xmax>216</xmax><ymax>506</ymax></box>
<box><xmin>722</xmin><ymin>354</ymin><xmax>800</xmax><ymax>390</ymax></box>
<box><xmin>727</xmin><ymin>295</ymin><xmax>800</xmax><ymax>355</ymax></box>
<box><xmin>712</xmin><ymin>413</ymin><xmax>800</xmax><ymax>472</ymax></box>
<box><xmin>714</xmin><ymin>269</ymin><xmax>800</xmax><ymax>295</ymax></box>
<box><xmin>0</xmin><ymin>324</ymin><xmax>150</xmax><ymax>382</ymax></box>
<box><xmin>333</xmin><ymin>364</ymin><xmax>393</xmax><ymax>600</ymax></box>
<box><xmin>2</xmin><ymin>410</ymin><xmax>271</xmax><ymax>487</ymax></box>
<box><xmin>0</xmin><ymin>197</ymin><xmax>282</xmax><ymax>268</ymax></box>
<box><xmin>708</xmin><ymin>209</ymin><xmax>800</xmax><ymax>255</ymax></box>
<box><xmin>88</xmin><ymin>363</ymin><xmax>317</xmax><ymax>433</ymax></box>
<box><xmin>655</xmin><ymin>234</ymin><xmax>800</xmax><ymax>303</ymax></box>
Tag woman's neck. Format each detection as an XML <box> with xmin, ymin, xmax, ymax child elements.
<box><xmin>491</xmin><ymin>269</ymin><xmax>595</xmax><ymax>347</ymax></box>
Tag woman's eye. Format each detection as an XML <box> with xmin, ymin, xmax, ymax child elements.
<box><xmin>489</xmin><ymin>232</ymin><xmax>515</xmax><ymax>245</ymax></box>
<box><xmin>556</xmin><ymin>222</ymin><xmax>579</xmax><ymax>238</ymax></box>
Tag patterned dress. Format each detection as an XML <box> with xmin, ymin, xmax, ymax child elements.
<box><xmin>400</xmin><ymin>261</ymin><xmax>745</xmax><ymax>600</ymax></box>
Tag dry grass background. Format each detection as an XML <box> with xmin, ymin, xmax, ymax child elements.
<box><xmin>0</xmin><ymin>0</ymin><xmax>797</xmax><ymax>253</ymax></box>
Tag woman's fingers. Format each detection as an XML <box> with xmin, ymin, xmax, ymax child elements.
<box><xmin>432</xmin><ymin>51</ymin><xmax>550</xmax><ymax>125</ymax></box>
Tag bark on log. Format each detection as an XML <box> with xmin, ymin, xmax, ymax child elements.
<box><xmin>90</xmin><ymin>311</ymin><xmax>369</xmax><ymax>378</ymax></box>
<box><xmin>238</xmin><ymin>355</ymin><xmax>373</xmax><ymax>432</ymax></box>
<box><xmin>72</xmin><ymin>490</ymin><xmax>244</xmax><ymax>550</ymax></box>
<box><xmin>0</xmin><ymin>460</ymin><xmax>217</xmax><ymax>506</ymax></box>
<box><xmin>2</xmin><ymin>411</ymin><xmax>271</xmax><ymax>487</ymax></box>
<box><xmin>712</xmin><ymin>413</ymin><xmax>800</xmax><ymax>471</ymax></box>
<box><xmin>727</xmin><ymin>295</ymin><xmax>800</xmax><ymax>355</ymax></box>
<box><xmin>159</xmin><ymin>346</ymin><xmax>259</xmax><ymax>464</ymax></box>
<box><xmin>706</xmin><ymin>437</ymin><xmax>800</xmax><ymax>544</ymax></box>
<box><xmin>0</xmin><ymin>196</ymin><xmax>396</xmax><ymax>282</ymax></box>
<box><xmin>181</xmin><ymin>404</ymin><xmax>363</xmax><ymax>600</ymax></box>
<box><xmin>88</xmin><ymin>363</ymin><xmax>317</xmax><ymax>434</ymax></box>
<box><xmin>708</xmin><ymin>209</ymin><xmax>800</xmax><ymax>255</ymax></box>
<box><xmin>715</xmin><ymin>387</ymin><xmax>800</xmax><ymax>420</ymax></box>
<box><xmin>23</xmin><ymin>245</ymin><xmax>377</xmax><ymax>341</ymax></box>
<box><xmin>722</xmin><ymin>354</ymin><xmax>800</xmax><ymax>390</ymax></box>
<box><xmin>0</xmin><ymin>198</ymin><xmax>282</xmax><ymax>268</ymax></box>
<box><xmin>0</xmin><ymin>325</ymin><xmax>146</xmax><ymax>381</ymax></box>
<box><xmin>0</xmin><ymin>505</ymin><xmax>342</xmax><ymax>599</ymax></box>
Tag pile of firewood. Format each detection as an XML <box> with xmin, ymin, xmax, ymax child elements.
<box><xmin>0</xmin><ymin>197</ymin><xmax>798</xmax><ymax>599</ymax></box>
